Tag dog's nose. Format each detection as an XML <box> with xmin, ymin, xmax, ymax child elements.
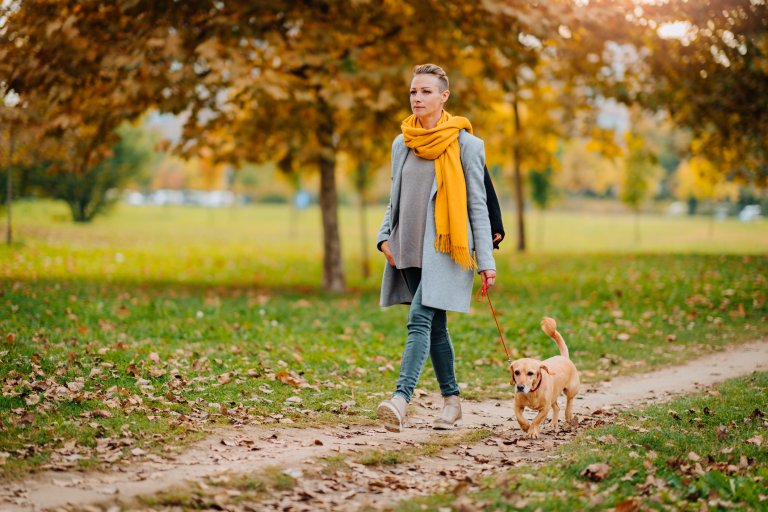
<box><xmin>516</xmin><ymin>385</ymin><xmax>525</xmax><ymax>392</ymax></box>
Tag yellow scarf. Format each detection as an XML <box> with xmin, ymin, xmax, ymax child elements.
<box><xmin>401</xmin><ymin>111</ymin><xmax>476</xmax><ymax>271</ymax></box>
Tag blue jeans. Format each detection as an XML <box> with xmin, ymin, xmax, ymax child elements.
<box><xmin>394</xmin><ymin>268</ymin><xmax>460</xmax><ymax>403</ymax></box>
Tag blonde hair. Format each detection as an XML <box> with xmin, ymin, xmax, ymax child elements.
<box><xmin>413</xmin><ymin>63</ymin><xmax>449</xmax><ymax>92</ymax></box>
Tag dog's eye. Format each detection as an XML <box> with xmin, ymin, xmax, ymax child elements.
<box><xmin>527</xmin><ymin>372</ymin><xmax>534</xmax><ymax>376</ymax></box>
<box><xmin>514</xmin><ymin>370</ymin><xmax>520</xmax><ymax>375</ymax></box>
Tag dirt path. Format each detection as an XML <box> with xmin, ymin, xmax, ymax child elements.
<box><xmin>2</xmin><ymin>340</ymin><xmax>767</xmax><ymax>512</ymax></box>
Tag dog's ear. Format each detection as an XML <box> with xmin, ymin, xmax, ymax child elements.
<box><xmin>540</xmin><ymin>364</ymin><xmax>556</xmax><ymax>376</ymax></box>
<box><xmin>509</xmin><ymin>363</ymin><xmax>517</xmax><ymax>384</ymax></box>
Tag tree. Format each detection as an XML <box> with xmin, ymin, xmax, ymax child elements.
<box><xmin>558</xmin><ymin>137</ymin><xmax>622</xmax><ymax>196</ymax></box>
<box><xmin>529</xmin><ymin>165</ymin><xmax>555</xmax><ymax>250</ymax></box>
<box><xmin>613</xmin><ymin>0</ymin><xmax>768</xmax><ymax>185</ymax></box>
<box><xmin>621</xmin><ymin>133</ymin><xmax>661</xmax><ymax>244</ymax></box>
<box><xmin>23</xmin><ymin>122</ymin><xmax>155</xmax><ymax>222</ymax></box>
<box><xmin>673</xmin><ymin>155</ymin><xmax>739</xmax><ymax>217</ymax></box>
<box><xmin>1</xmin><ymin>0</ymin><xmax>630</xmax><ymax>286</ymax></box>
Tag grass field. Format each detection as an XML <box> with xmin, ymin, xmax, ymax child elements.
<box><xmin>1</xmin><ymin>200</ymin><xmax>766</xmax><ymax>477</ymax></box>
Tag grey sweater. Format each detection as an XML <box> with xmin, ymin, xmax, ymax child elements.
<box><xmin>388</xmin><ymin>149</ymin><xmax>435</xmax><ymax>269</ymax></box>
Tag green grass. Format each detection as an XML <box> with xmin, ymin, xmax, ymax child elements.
<box><xmin>399</xmin><ymin>372</ymin><xmax>768</xmax><ymax>511</ymax></box>
<box><xmin>135</xmin><ymin>466</ymin><xmax>296</xmax><ymax>509</ymax></box>
<box><xmin>0</xmin><ymin>201</ymin><xmax>766</xmax><ymax>478</ymax></box>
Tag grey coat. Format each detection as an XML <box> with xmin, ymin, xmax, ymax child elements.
<box><xmin>377</xmin><ymin>130</ymin><xmax>496</xmax><ymax>313</ymax></box>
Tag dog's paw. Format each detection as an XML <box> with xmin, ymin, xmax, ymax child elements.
<box><xmin>518</xmin><ymin>423</ymin><xmax>530</xmax><ymax>433</ymax></box>
<box><xmin>525</xmin><ymin>429</ymin><xmax>540</xmax><ymax>439</ymax></box>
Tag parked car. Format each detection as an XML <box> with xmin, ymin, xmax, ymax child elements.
<box><xmin>738</xmin><ymin>204</ymin><xmax>762</xmax><ymax>222</ymax></box>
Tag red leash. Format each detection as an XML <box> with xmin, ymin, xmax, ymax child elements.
<box><xmin>475</xmin><ymin>281</ymin><xmax>512</xmax><ymax>365</ymax></box>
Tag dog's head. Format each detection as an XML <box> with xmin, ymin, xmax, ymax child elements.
<box><xmin>510</xmin><ymin>357</ymin><xmax>554</xmax><ymax>394</ymax></box>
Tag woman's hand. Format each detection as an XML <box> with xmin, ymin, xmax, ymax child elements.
<box><xmin>381</xmin><ymin>240</ymin><xmax>396</xmax><ymax>266</ymax></box>
<box><xmin>480</xmin><ymin>269</ymin><xmax>496</xmax><ymax>289</ymax></box>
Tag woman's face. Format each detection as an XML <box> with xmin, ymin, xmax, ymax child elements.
<box><xmin>410</xmin><ymin>74</ymin><xmax>449</xmax><ymax>122</ymax></box>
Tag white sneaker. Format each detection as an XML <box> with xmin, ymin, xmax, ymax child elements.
<box><xmin>433</xmin><ymin>395</ymin><xmax>463</xmax><ymax>430</ymax></box>
<box><xmin>377</xmin><ymin>395</ymin><xmax>407</xmax><ymax>432</ymax></box>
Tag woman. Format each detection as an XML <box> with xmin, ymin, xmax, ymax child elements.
<box><xmin>376</xmin><ymin>63</ymin><xmax>496</xmax><ymax>432</ymax></box>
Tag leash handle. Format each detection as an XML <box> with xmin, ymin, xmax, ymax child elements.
<box><xmin>475</xmin><ymin>284</ymin><xmax>512</xmax><ymax>365</ymax></box>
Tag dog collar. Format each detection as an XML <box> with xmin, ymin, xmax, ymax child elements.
<box><xmin>530</xmin><ymin>371</ymin><xmax>544</xmax><ymax>392</ymax></box>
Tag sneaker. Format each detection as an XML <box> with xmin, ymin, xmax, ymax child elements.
<box><xmin>377</xmin><ymin>395</ymin><xmax>407</xmax><ymax>432</ymax></box>
<box><xmin>433</xmin><ymin>395</ymin><xmax>463</xmax><ymax>430</ymax></box>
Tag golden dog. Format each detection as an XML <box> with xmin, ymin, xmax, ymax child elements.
<box><xmin>510</xmin><ymin>317</ymin><xmax>580</xmax><ymax>438</ymax></box>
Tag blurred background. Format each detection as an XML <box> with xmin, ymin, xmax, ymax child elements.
<box><xmin>1</xmin><ymin>0</ymin><xmax>766</xmax><ymax>291</ymax></box>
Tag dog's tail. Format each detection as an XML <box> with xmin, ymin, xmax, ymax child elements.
<box><xmin>541</xmin><ymin>317</ymin><xmax>569</xmax><ymax>359</ymax></box>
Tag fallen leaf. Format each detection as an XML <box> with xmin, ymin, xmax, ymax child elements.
<box><xmin>581</xmin><ymin>463</ymin><xmax>610</xmax><ymax>481</ymax></box>
<box><xmin>620</xmin><ymin>469</ymin><xmax>638</xmax><ymax>482</ymax></box>
<box><xmin>716</xmin><ymin>425</ymin><xmax>729</xmax><ymax>440</ymax></box>
<box><xmin>597</xmin><ymin>434</ymin><xmax>618</xmax><ymax>445</ymax></box>
<box><xmin>615</xmin><ymin>498</ymin><xmax>640</xmax><ymax>512</ymax></box>
<box><xmin>276</xmin><ymin>370</ymin><xmax>307</xmax><ymax>388</ymax></box>
<box><xmin>66</xmin><ymin>381</ymin><xmax>84</xmax><ymax>393</ymax></box>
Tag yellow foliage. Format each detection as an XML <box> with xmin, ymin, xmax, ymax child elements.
<box><xmin>673</xmin><ymin>157</ymin><xmax>739</xmax><ymax>202</ymax></box>
<box><xmin>558</xmin><ymin>138</ymin><xmax>622</xmax><ymax>195</ymax></box>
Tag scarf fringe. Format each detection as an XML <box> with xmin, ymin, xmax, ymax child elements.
<box><xmin>435</xmin><ymin>235</ymin><xmax>477</xmax><ymax>271</ymax></box>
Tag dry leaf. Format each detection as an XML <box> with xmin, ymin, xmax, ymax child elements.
<box><xmin>615</xmin><ymin>498</ymin><xmax>641</xmax><ymax>512</ymax></box>
<box><xmin>66</xmin><ymin>381</ymin><xmax>84</xmax><ymax>393</ymax></box>
<box><xmin>581</xmin><ymin>462</ymin><xmax>610</xmax><ymax>481</ymax></box>
<box><xmin>716</xmin><ymin>425</ymin><xmax>729</xmax><ymax>440</ymax></box>
<box><xmin>597</xmin><ymin>434</ymin><xmax>618</xmax><ymax>445</ymax></box>
<box><xmin>620</xmin><ymin>469</ymin><xmax>638</xmax><ymax>481</ymax></box>
<box><xmin>276</xmin><ymin>370</ymin><xmax>307</xmax><ymax>388</ymax></box>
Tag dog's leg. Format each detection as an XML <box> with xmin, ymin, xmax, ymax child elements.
<box><xmin>515</xmin><ymin>404</ymin><xmax>530</xmax><ymax>433</ymax></box>
<box><xmin>565</xmin><ymin>393</ymin><xmax>575</xmax><ymax>425</ymax></box>
<box><xmin>550</xmin><ymin>400</ymin><xmax>560</xmax><ymax>430</ymax></box>
<box><xmin>564</xmin><ymin>380</ymin><xmax>579</xmax><ymax>425</ymax></box>
<box><xmin>526</xmin><ymin>408</ymin><xmax>550</xmax><ymax>439</ymax></box>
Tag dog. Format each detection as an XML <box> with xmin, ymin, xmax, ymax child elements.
<box><xmin>510</xmin><ymin>317</ymin><xmax>580</xmax><ymax>438</ymax></box>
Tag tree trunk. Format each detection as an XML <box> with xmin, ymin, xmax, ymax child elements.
<box><xmin>316</xmin><ymin>98</ymin><xmax>346</xmax><ymax>292</ymax></box>
<box><xmin>511</xmin><ymin>91</ymin><xmax>526</xmax><ymax>252</ymax></box>
<box><xmin>634</xmin><ymin>210</ymin><xmax>641</xmax><ymax>245</ymax></box>
<box><xmin>537</xmin><ymin>208</ymin><xmax>544</xmax><ymax>251</ymax></box>
<box><xmin>5</xmin><ymin>125</ymin><xmax>15</xmax><ymax>246</ymax></box>
<box><xmin>357</xmin><ymin>163</ymin><xmax>370</xmax><ymax>279</ymax></box>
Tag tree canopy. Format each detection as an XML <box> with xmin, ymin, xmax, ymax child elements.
<box><xmin>2</xmin><ymin>0</ymin><xmax>765</xmax><ymax>288</ymax></box>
